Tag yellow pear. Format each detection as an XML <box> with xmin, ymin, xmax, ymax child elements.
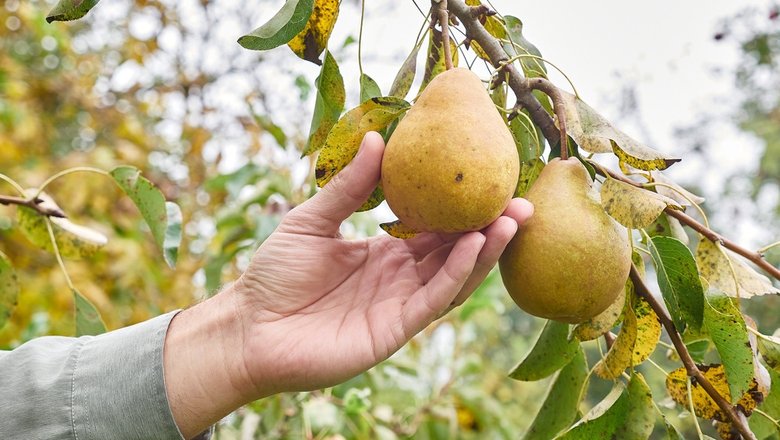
<box><xmin>499</xmin><ymin>158</ymin><xmax>631</xmax><ymax>324</ymax></box>
<box><xmin>381</xmin><ymin>68</ymin><xmax>519</xmax><ymax>233</ymax></box>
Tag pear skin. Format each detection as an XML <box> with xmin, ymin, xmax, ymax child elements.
<box><xmin>381</xmin><ymin>68</ymin><xmax>519</xmax><ymax>233</ymax></box>
<box><xmin>499</xmin><ymin>158</ymin><xmax>631</xmax><ymax>324</ymax></box>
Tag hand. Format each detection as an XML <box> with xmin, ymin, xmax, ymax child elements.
<box><xmin>164</xmin><ymin>132</ymin><xmax>533</xmax><ymax>438</ymax></box>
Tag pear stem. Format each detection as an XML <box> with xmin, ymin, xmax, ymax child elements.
<box><xmin>436</xmin><ymin>0</ymin><xmax>454</xmax><ymax>70</ymax></box>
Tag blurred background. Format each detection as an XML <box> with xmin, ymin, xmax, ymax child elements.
<box><xmin>0</xmin><ymin>0</ymin><xmax>778</xmax><ymax>438</ymax></box>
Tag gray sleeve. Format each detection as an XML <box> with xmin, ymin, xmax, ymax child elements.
<box><xmin>0</xmin><ymin>310</ymin><xmax>204</xmax><ymax>440</ymax></box>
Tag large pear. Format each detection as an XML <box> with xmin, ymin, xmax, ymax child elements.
<box><xmin>499</xmin><ymin>158</ymin><xmax>631</xmax><ymax>324</ymax></box>
<box><xmin>381</xmin><ymin>68</ymin><xmax>519</xmax><ymax>233</ymax></box>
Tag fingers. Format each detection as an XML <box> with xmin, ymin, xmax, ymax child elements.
<box><xmin>281</xmin><ymin>132</ymin><xmax>386</xmax><ymax>235</ymax></box>
<box><xmin>402</xmin><ymin>232</ymin><xmax>485</xmax><ymax>336</ymax></box>
<box><xmin>446</xmin><ymin>198</ymin><xmax>535</xmax><ymax>311</ymax></box>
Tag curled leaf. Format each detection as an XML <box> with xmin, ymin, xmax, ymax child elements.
<box><xmin>46</xmin><ymin>0</ymin><xmax>100</xmax><ymax>22</ymax></box>
<box><xmin>696</xmin><ymin>239</ymin><xmax>780</xmax><ymax>298</ymax></box>
<box><xmin>379</xmin><ymin>220</ymin><xmax>417</xmax><ymax>239</ymax></box>
<box><xmin>600</xmin><ymin>177</ymin><xmax>683</xmax><ymax>229</ymax></box>
<box><xmin>287</xmin><ymin>0</ymin><xmax>339</xmax><ymax>64</ymax></box>
<box><xmin>573</xmin><ymin>288</ymin><xmax>626</xmax><ymax>342</ymax></box>
<box><xmin>238</xmin><ymin>0</ymin><xmax>315</xmax><ymax>51</ymax></box>
<box><xmin>302</xmin><ymin>50</ymin><xmax>345</xmax><ymax>156</ymax></box>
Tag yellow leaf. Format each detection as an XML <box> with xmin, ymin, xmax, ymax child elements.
<box><xmin>696</xmin><ymin>239</ymin><xmax>780</xmax><ymax>298</ymax></box>
<box><xmin>380</xmin><ymin>220</ymin><xmax>417</xmax><ymax>239</ymax></box>
<box><xmin>515</xmin><ymin>159</ymin><xmax>544</xmax><ymax>198</ymax></box>
<box><xmin>631</xmin><ymin>295</ymin><xmax>660</xmax><ymax>366</ymax></box>
<box><xmin>600</xmin><ymin>177</ymin><xmax>683</xmax><ymax>229</ymax></box>
<box><xmin>315</xmin><ymin>97</ymin><xmax>410</xmax><ymax>188</ymax></box>
<box><xmin>612</xmin><ymin>140</ymin><xmax>680</xmax><ymax>172</ymax></box>
<box><xmin>573</xmin><ymin>288</ymin><xmax>626</xmax><ymax>342</ymax></box>
<box><xmin>418</xmin><ymin>27</ymin><xmax>459</xmax><ymax>94</ymax></box>
<box><xmin>595</xmin><ymin>301</ymin><xmax>637</xmax><ymax>379</ymax></box>
<box><xmin>665</xmin><ymin>364</ymin><xmax>767</xmax><ymax>421</ymax></box>
<box><xmin>287</xmin><ymin>0</ymin><xmax>339</xmax><ymax>65</ymax></box>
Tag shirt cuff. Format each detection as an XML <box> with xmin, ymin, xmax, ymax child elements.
<box><xmin>71</xmin><ymin>310</ymin><xmax>200</xmax><ymax>440</ymax></box>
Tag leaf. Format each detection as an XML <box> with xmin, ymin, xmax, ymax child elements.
<box><xmin>594</xmin><ymin>300</ymin><xmax>637</xmax><ymax>380</ymax></box>
<box><xmin>359</xmin><ymin>73</ymin><xmax>382</xmax><ymax>103</ymax></box>
<box><xmin>510</xmin><ymin>111</ymin><xmax>543</xmax><ymax>161</ymax></box>
<box><xmin>418</xmin><ymin>27</ymin><xmax>459</xmax><ymax>94</ymax></box>
<box><xmin>573</xmin><ymin>288</ymin><xmax>626</xmax><ymax>342</ymax></box>
<box><xmin>509</xmin><ymin>320</ymin><xmax>579</xmax><ymax>381</ymax></box>
<box><xmin>503</xmin><ymin>16</ymin><xmax>547</xmax><ymax>78</ymax></box>
<box><xmin>559</xmin><ymin>92</ymin><xmax>680</xmax><ymax>169</ymax></box>
<box><xmin>109</xmin><ymin>166</ymin><xmax>181</xmax><ymax>268</ymax></box>
<box><xmin>757</xmin><ymin>333</ymin><xmax>780</xmax><ymax>374</ymax></box>
<box><xmin>614</xmin><ymin>372</ymin><xmax>655</xmax><ymax>440</ymax></box>
<box><xmin>46</xmin><ymin>0</ymin><xmax>100</xmax><ymax>23</ymax></box>
<box><xmin>74</xmin><ymin>288</ymin><xmax>106</xmax><ymax>336</ymax></box>
<box><xmin>0</xmin><ymin>251</ymin><xmax>19</xmax><ymax>329</ymax></box>
<box><xmin>287</xmin><ymin>0</ymin><xmax>339</xmax><ymax>64</ymax></box>
<box><xmin>600</xmin><ymin>177</ymin><xmax>683</xmax><ymax>229</ymax></box>
<box><xmin>302</xmin><ymin>50</ymin><xmax>345</xmax><ymax>156</ymax></box>
<box><xmin>16</xmin><ymin>192</ymin><xmax>108</xmax><ymax>259</ymax></box>
<box><xmin>389</xmin><ymin>44</ymin><xmax>421</xmax><ymax>99</ymax></box>
<box><xmin>358</xmin><ymin>187</ymin><xmax>385</xmax><ymax>213</ymax></box>
<box><xmin>238</xmin><ymin>0</ymin><xmax>315</xmax><ymax>51</ymax></box>
<box><xmin>647</xmin><ymin>213</ymin><xmax>689</xmax><ymax>245</ymax></box>
<box><xmin>558</xmin><ymin>383</ymin><xmax>628</xmax><ymax>439</ymax></box>
<box><xmin>315</xmin><ymin>96</ymin><xmax>410</xmax><ymax>188</ymax></box>
<box><xmin>666</xmin><ymin>364</ymin><xmax>766</xmax><ymax>421</ymax></box>
<box><xmin>650</xmin><ymin>171</ymin><xmax>705</xmax><ymax>206</ymax></box>
<box><xmin>749</xmin><ymin>367</ymin><xmax>780</xmax><ymax>439</ymax></box>
<box><xmin>704</xmin><ymin>293</ymin><xmax>754</xmax><ymax>404</ymax></box>
<box><xmin>515</xmin><ymin>159</ymin><xmax>544</xmax><ymax>198</ymax></box>
<box><xmin>379</xmin><ymin>220</ymin><xmax>417</xmax><ymax>239</ymax></box>
<box><xmin>631</xmin><ymin>295</ymin><xmax>661</xmax><ymax>366</ymax></box>
<box><xmin>522</xmin><ymin>347</ymin><xmax>588</xmax><ymax>440</ymax></box>
<box><xmin>696</xmin><ymin>239</ymin><xmax>780</xmax><ymax>298</ymax></box>
<box><xmin>648</xmin><ymin>236</ymin><xmax>705</xmax><ymax>333</ymax></box>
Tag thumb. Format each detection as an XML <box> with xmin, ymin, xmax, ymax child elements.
<box><xmin>284</xmin><ymin>131</ymin><xmax>386</xmax><ymax>235</ymax></box>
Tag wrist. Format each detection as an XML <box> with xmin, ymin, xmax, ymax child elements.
<box><xmin>163</xmin><ymin>285</ymin><xmax>255</xmax><ymax>438</ymax></box>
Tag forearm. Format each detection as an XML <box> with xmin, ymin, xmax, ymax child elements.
<box><xmin>163</xmin><ymin>285</ymin><xmax>259</xmax><ymax>439</ymax></box>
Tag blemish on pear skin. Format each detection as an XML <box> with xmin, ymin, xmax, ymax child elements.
<box><xmin>455</xmin><ymin>172</ymin><xmax>463</xmax><ymax>183</ymax></box>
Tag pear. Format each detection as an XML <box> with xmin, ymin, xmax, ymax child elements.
<box><xmin>381</xmin><ymin>68</ymin><xmax>519</xmax><ymax>233</ymax></box>
<box><xmin>499</xmin><ymin>158</ymin><xmax>631</xmax><ymax>324</ymax></box>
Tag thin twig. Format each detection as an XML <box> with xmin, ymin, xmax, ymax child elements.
<box><xmin>0</xmin><ymin>194</ymin><xmax>66</xmax><ymax>218</ymax></box>
<box><xmin>594</xmin><ymin>162</ymin><xmax>780</xmax><ymax>281</ymax></box>
<box><xmin>630</xmin><ymin>265</ymin><xmax>757</xmax><ymax>440</ymax></box>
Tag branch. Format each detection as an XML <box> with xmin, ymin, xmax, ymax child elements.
<box><xmin>447</xmin><ymin>0</ymin><xmax>564</xmax><ymax>149</ymax></box>
<box><xmin>0</xmin><ymin>194</ymin><xmax>66</xmax><ymax>218</ymax></box>
<box><xmin>631</xmin><ymin>265</ymin><xmax>758</xmax><ymax>440</ymax></box>
<box><xmin>593</xmin><ymin>162</ymin><xmax>780</xmax><ymax>281</ymax></box>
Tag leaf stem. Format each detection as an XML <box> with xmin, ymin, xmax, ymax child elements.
<box><xmin>44</xmin><ymin>217</ymin><xmax>75</xmax><ymax>291</ymax></box>
<box><xmin>34</xmin><ymin>167</ymin><xmax>109</xmax><ymax>199</ymax></box>
<box><xmin>499</xmin><ymin>51</ymin><xmax>580</xmax><ymax>97</ymax></box>
<box><xmin>630</xmin><ymin>264</ymin><xmax>758</xmax><ymax>440</ymax></box>
<box><xmin>758</xmin><ymin>240</ymin><xmax>780</xmax><ymax>255</ymax></box>
<box><xmin>643</xmin><ymin>181</ymin><xmax>710</xmax><ymax>229</ymax></box>
<box><xmin>687</xmin><ymin>379</ymin><xmax>706</xmax><ymax>440</ymax></box>
<box><xmin>358</xmin><ymin>0</ymin><xmax>366</xmax><ymax>76</ymax></box>
<box><xmin>754</xmin><ymin>408</ymin><xmax>780</xmax><ymax>431</ymax></box>
<box><xmin>0</xmin><ymin>173</ymin><xmax>26</xmax><ymax>196</ymax></box>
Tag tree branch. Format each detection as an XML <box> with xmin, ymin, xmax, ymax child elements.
<box><xmin>0</xmin><ymin>194</ymin><xmax>66</xmax><ymax>218</ymax></box>
<box><xmin>433</xmin><ymin>0</ymin><xmax>453</xmax><ymax>70</ymax></box>
<box><xmin>631</xmin><ymin>265</ymin><xmax>757</xmax><ymax>440</ymax></box>
<box><xmin>592</xmin><ymin>162</ymin><xmax>780</xmax><ymax>281</ymax></box>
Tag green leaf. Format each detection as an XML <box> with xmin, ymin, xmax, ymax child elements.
<box><xmin>286</xmin><ymin>0</ymin><xmax>339</xmax><ymax>64</ymax></box>
<box><xmin>238</xmin><ymin>0</ymin><xmax>315</xmax><ymax>51</ymax></box>
<box><xmin>648</xmin><ymin>236</ymin><xmax>705</xmax><ymax>333</ymax></box>
<box><xmin>557</xmin><ymin>383</ymin><xmax>628</xmax><ymax>439</ymax></box>
<box><xmin>600</xmin><ymin>178</ymin><xmax>683</xmax><ymax>229</ymax></box>
<box><xmin>109</xmin><ymin>166</ymin><xmax>181</xmax><ymax>268</ymax></box>
<box><xmin>757</xmin><ymin>333</ymin><xmax>780</xmax><ymax>374</ymax></box>
<box><xmin>647</xmin><ymin>213</ymin><xmax>689</xmax><ymax>245</ymax></box>
<box><xmin>16</xmin><ymin>192</ymin><xmax>108</xmax><ymax>259</ymax></box>
<box><xmin>0</xmin><ymin>251</ymin><xmax>19</xmax><ymax>329</ymax></box>
<box><xmin>522</xmin><ymin>347</ymin><xmax>588</xmax><ymax>440</ymax></box>
<box><xmin>704</xmin><ymin>293</ymin><xmax>754</xmax><ymax>404</ymax></box>
<box><xmin>515</xmin><ymin>159</ymin><xmax>544</xmax><ymax>198</ymax></box>
<box><xmin>389</xmin><ymin>44</ymin><xmax>421</xmax><ymax>99</ymax></box>
<box><xmin>510</xmin><ymin>111</ymin><xmax>543</xmax><ymax>161</ymax></box>
<box><xmin>46</xmin><ymin>0</ymin><xmax>100</xmax><ymax>23</ymax></box>
<box><xmin>302</xmin><ymin>50</ymin><xmax>345</xmax><ymax>156</ymax></box>
<box><xmin>359</xmin><ymin>73</ymin><xmax>382</xmax><ymax>103</ymax></box>
<box><xmin>749</xmin><ymin>367</ymin><xmax>780</xmax><ymax>439</ymax></box>
<box><xmin>73</xmin><ymin>288</ymin><xmax>106</xmax><ymax>336</ymax></box>
<box><xmin>509</xmin><ymin>320</ymin><xmax>579</xmax><ymax>381</ymax></box>
<box><xmin>614</xmin><ymin>372</ymin><xmax>655</xmax><ymax>440</ymax></box>
<box><xmin>503</xmin><ymin>16</ymin><xmax>547</xmax><ymax>78</ymax></box>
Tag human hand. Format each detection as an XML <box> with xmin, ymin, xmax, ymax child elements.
<box><xmin>164</xmin><ymin>132</ymin><xmax>533</xmax><ymax>438</ymax></box>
